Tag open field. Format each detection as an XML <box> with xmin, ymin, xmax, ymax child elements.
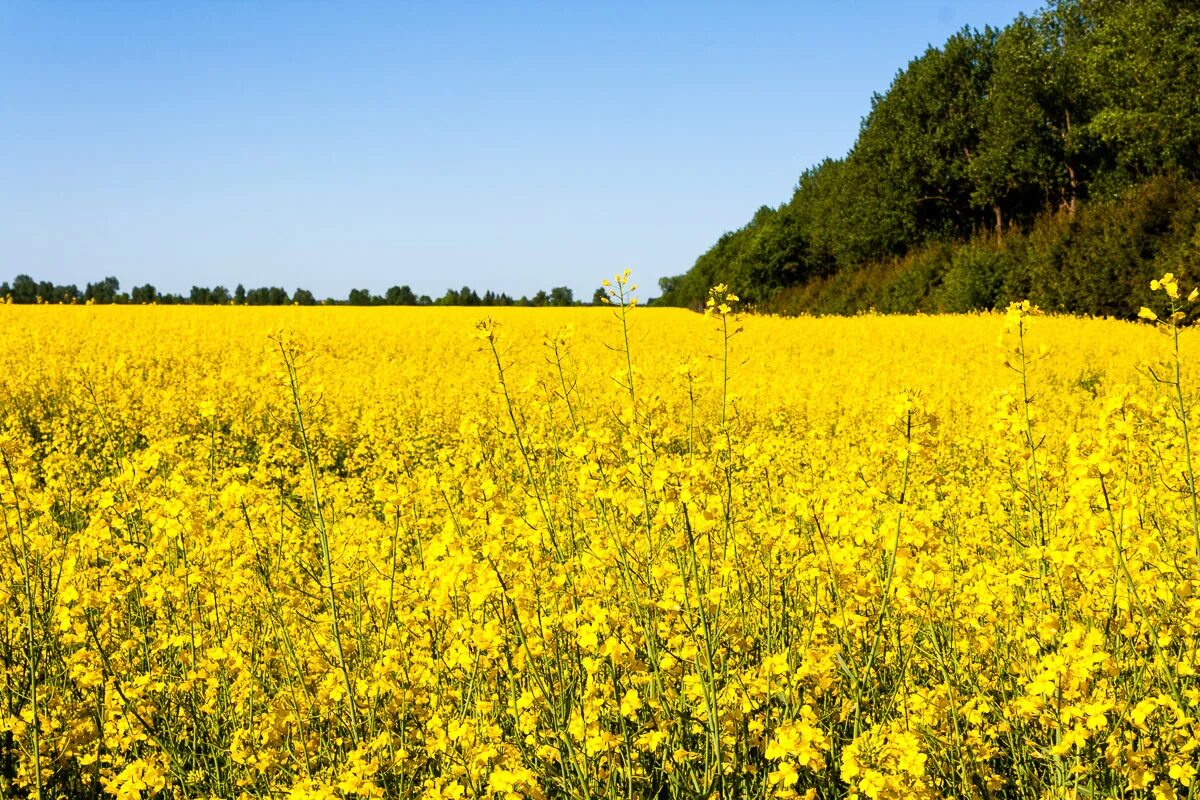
<box><xmin>1</xmin><ymin>289</ymin><xmax>1199</xmax><ymax>799</ymax></box>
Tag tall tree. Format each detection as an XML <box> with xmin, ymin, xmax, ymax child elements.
<box><xmin>11</xmin><ymin>274</ymin><xmax>37</xmax><ymax>304</ymax></box>
<box><xmin>385</xmin><ymin>285</ymin><xmax>417</xmax><ymax>305</ymax></box>
<box><xmin>855</xmin><ymin>27</ymin><xmax>998</xmax><ymax>240</ymax></box>
<box><xmin>1077</xmin><ymin>0</ymin><xmax>1200</xmax><ymax>179</ymax></box>
<box><xmin>131</xmin><ymin>284</ymin><xmax>158</xmax><ymax>304</ymax></box>
<box><xmin>548</xmin><ymin>286</ymin><xmax>575</xmax><ymax>306</ymax></box>
<box><xmin>971</xmin><ymin>15</ymin><xmax>1063</xmax><ymax>236</ymax></box>
<box><xmin>85</xmin><ymin>277</ymin><xmax>120</xmax><ymax>304</ymax></box>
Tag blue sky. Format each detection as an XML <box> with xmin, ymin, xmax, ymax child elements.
<box><xmin>0</xmin><ymin>1</ymin><xmax>1043</xmax><ymax>301</ymax></box>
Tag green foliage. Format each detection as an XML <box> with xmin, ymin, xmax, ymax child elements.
<box><xmin>766</xmin><ymin>177</ymin><xmax>1200</xmax><ymax>317</ymax></box>
<box><xmin>131</xmin><ymin>284</ymin><xmax>158</xmax><ymax>304</ymax></box>
<box><xmin>791</xmin><ymin>158</ymin><xmax>915</xmax><ymax>270</ymax></box>
<box><xmin>1078</xmin><ymin>0</ymin><xmax>1200</xmax><ymax>179</ymax></box>
<box><xmin>971</xmin><ymin>16</ymin><xmax>1065</xmax><ymax>230</ymax></box>
<box><xmin>4</xmin><ymin>277</ymin><xmax>590</xmax><ymax>308</ymax></box>
<box><xmin>349</xmin><ymin>288</ymin><xmax>377</xmax><ymax>306</ymax></box>
<box><xmin>935</xmin><ymin>243</ymin><xmax>1008</xmax><ymax>312</ymax></box>
<box><xmin>1031</xmin><ymin>174</ymin><xmax>1200</xmax><ymax>315</ymax></box>
<box><xmin>11</xmin><ymin>275</ymin><xmax>38</xmax><ymax>304</ymax></box>
<box><xmin>244</xmin><ymin>286</ymin><xmax>291</xmax><ymax>305</ymax></box>
<box><xmin>292</xmin><ymin>288</ymin><xmax>318</xmax><ymax>306</ymax></box>
<box><xmin>548</xmin><ymin>286</ymin><xmax>575</xmax><ymax>306</ymax></box>
<box><xmin>856</xmin><ymin>27</ymin><xmax>997</xmax><ymax>241</ymax></box>
<box><xmin>385</xmin><ymin>285</ymin><xmax>418</xmax><ymax>305</ymax></box>
<box><xmin>85</xmin><ymin>277</ymin><xmax>120</xmax><ymax>304</ymax></box>
<box><xmin>661</xmin><ymin>0</ymin><xmax>1200</xmax><ymax>316</ymax></box>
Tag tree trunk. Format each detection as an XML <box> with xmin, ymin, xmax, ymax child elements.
<box><xmin>1065</xmin><ymin>161</ymin><xmax>1078</xmax><ymax>218</ymax></box>
<box><xmin>1063</xmin><ymin>109</ymin><xmax>1078</xmax><ymax>219</ymax></box>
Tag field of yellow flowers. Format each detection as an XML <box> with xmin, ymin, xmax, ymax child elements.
<box><xmin>2</xmin><ymin>275</ymin><xmax>1199</xmax><ymax>800</ymax></box>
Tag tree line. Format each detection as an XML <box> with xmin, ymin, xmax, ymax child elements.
<box><xmin>658</xmin><ymin>0</ymin><xmax>1200</xmax><ymax>317</ymax></box>
<box><xmin>1</xmin><ymin>275</ymin><xmax>607</xmax><ymax>307</ymax></box>
<box><xmin>345</xmin><ymin>284</ymin><xmax>591</xmax><ymax>306</ymax></box>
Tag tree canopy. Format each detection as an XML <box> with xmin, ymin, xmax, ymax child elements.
<box><xmin>2</xmin><ymin>276</ymin><xmax>599</xmax><ymax>308</ymax></box>
<box><xmin>658</xmin><ymin>0</ymin><xmax>1200</xmax><ymax>317</ymax></box>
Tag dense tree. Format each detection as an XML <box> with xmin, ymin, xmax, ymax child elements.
<box><xmin>245</xmin><ymin>287</ymin><xmax>290</xmax><ymax>305</ymax></box>
<box><xmin>292</xmin><ymin>288</ymin><xmax>317</xmax><ymax>305</ymax></box>
<box><xmin>3</xmin><ymin>276</ymin><xmax>595</xmax><ymax>309</ymax></box>
<box><xmin>11</xmin><ymin>274</ymin><xmax>37</xmax><ymax>304</ymax></box>
<box><xmin>481</xmin><ymin>290</ymin><xmax>515</xmax><ymax>306</ymax></box>
<box><xmin>385</xmin><ymin>285</ymin><xmax>417</xmax><ymax>305</ymax></box>
<box><xmin>50</xmin><ymin>283</ymin><xmax>80</xmax><ymax>303</ymax></box>
<box><xmin>434</xmin><ymin>286</ymin><xmax>483</xmax><ymax>306</ymax></box>
<box><xmin>190</xmin><ymin>285</ymin><xmax>237</xmax><ymax>304</ymax></box>
<box><xmin>970</xmin><ymin>16</ymin><xmax>1062</xmax><ymax>235</ymax></box>
<box><xmin>1076</xmin><ymin>0</ymin><xmax>1200</xmax><ymax>179</ymax></box>
<box><xmin>659</xmin><ymin>0</ymin><xmax>1200</xmax><ymax>317</ymax></box>
<box><xmin>853</xmin><ymin>27</ymin><xmax>997</xmax><ymax>242</ymax></box>
<box><xmin>131</xmin><ymin>284</ymin><xmax>158</xmax><ymax>304</ymax></box>
<box><xmin>85</xmin><ymin>277</ymin><xmax>120</xmax><ymax>304</ymax></box>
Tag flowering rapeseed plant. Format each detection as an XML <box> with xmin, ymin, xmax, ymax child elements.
<box><xmin>0</xmin><ymin>275</ymin><xmax>1198</xmax><ymax>799</ymax></box>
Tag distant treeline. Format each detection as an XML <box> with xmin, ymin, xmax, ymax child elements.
<box><xmin>658</xmin><ymin>0</ymin><xmax>1200</xmax><ymax>317</ymax></box>
<box><xmin>1</xmin><ymin>275</ymin><xmax>608</xmax><ymax>307</ymax></box>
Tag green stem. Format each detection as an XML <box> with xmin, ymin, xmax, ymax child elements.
<box><xmin>278</xmin><ymin>340</ymin><xmax>360</xmax><ymax>746</ymax></box>
<box><xmin>2</xmin><ymin>453</ymin><xmax>42</xmax><ymax>800</ymax></box>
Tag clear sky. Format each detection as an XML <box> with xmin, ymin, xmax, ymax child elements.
<box><xmin>0</xmin><ymin>1</ymin><xmax>1043</xmax><ymax>301</ymax></box>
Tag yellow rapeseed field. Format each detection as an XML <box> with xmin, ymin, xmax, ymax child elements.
<box><xmin>2</xmin><ymin>273</ymin><xmax>1199</xmax><ymax>800</ymax></box>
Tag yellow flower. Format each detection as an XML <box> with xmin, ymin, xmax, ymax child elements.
<box><xmin>3</xmin><ymin>284</ymin><xmax>1199</xmax><ymax>800</ymax></box>
<box><xmin>619</xmin><ymin>688</ymin><xmax>642</xmax><ymax>719</ymax></box>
